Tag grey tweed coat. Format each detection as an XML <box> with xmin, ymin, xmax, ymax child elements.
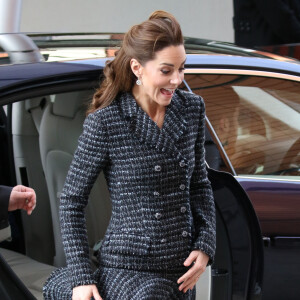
<box><xmin>43</xmin><ymin>90</ymin><xmax>216</xmax><ymax>299</ymax></box>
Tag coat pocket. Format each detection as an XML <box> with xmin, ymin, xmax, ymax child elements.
<box><xmin>103</xmin><ymin>232</ymin><xmax>151</xmax><ymax>256</ymax></box>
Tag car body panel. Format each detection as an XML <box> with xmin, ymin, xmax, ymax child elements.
<box><xmin>237</xmin><ymin>176</ymin><xmax>300</xmax><ymax>236</ymax></box>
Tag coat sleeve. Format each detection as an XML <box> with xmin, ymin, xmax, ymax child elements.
<box><xmin>0</xmin><ymin>185</ymin><xmax>12</xmax><ymax>229</ymax></box>
<box><xmin>59</xmin><ymin>111</ymin><xmax>109</xmax><ymax>289</ymax></box>
<box><xmin>190</xmin><ymin>97</ymin><xmax>216</xmax><ymax>265</ymax></box>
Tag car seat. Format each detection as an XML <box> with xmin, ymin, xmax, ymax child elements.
<box><xmin>11</xmin><ymin>97</ymin><xmax>54</xmax><ymax>264</ymax></box>
<box><xmin>0</xmin><ymin>247</ymin><xmax>56</xmax><ymax>300</ymax></box>
<box><xmin>39</xmin><ymin>90</ymin><xmax>111</xmax><ymax>267</ymax></box>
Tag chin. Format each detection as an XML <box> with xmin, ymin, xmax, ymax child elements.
<box><xmin>158</xmin><ymin>99</ymin><xmax>172</xmax><ymax>107</ymax></box>
<box><xmin>157</xmin><ymin>95</ymin><xmax>173</xmax><ymax>106</ymax></box>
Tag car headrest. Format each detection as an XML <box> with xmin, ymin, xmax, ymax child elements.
<box><xmin>52</xmin><ymin>90</ymin><xmax>93</xmax><ymax>118</ymax></box>
<box><xmin>25</xmin><ymin>96</ymin><xmax>48</xmax><ymax>112</ymax></box>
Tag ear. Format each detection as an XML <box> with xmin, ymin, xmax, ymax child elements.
<box><xmin>130</xmin><ymin>58</ymin><xmax>143</xmax><ymax>78</ymax></box>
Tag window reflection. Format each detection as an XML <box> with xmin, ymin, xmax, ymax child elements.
<box><xmin>185</xmin><ymin>74</ymin><xmax>300</xmax><ymax>177</ymax></box>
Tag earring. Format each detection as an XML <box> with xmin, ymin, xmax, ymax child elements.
<box><xmin>136</xmin><ymin>78</ymin><xmax>142</xmax><ymax>86</ymax></box>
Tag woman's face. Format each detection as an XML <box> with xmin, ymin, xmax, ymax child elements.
<box><xmin>131</xmin><ymin>45</ymin><xmax>186</xmax><ymax>107</ymax></box>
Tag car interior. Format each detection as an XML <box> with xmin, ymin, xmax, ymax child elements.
<box><xmin>1</xmin><ymin>89</ymin><xmax>111</xmax><ymax>298</ymax></box>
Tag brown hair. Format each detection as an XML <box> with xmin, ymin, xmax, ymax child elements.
<box><xmin>87</xmin><ymin>10</ymin><xmax>184</xmax><ymax>113</ymax></box>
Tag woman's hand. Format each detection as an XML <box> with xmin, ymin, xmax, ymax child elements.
<box><xmin>72</xmin><ymin>284</ymin><xmax>102</xmax><ymax>300</ymax></box>
<box><xmin>177</xmin><ymin>250</ymin><xmax>209</xmax><ymax>293</ymax></box>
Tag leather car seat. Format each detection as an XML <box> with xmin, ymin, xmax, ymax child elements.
<box><xmin>0</xmin><ymin>247</ymin><xmax>56</xmax><ymax>300</ymax></box>
<box><xmin>11</xmin><ymin>97</ymin><xmax>55</xmax><ymax>265</ymax></box>
<box><xmin>39</xmin><ymin>90</ymin><xmax>111</xmax><ymax>267</ymax></box>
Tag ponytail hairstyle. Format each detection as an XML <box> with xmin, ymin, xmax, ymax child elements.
<box><xmin>87</xmin><ymin>10</ymin><xmax>184</xmax><ymax>113</ymax></box>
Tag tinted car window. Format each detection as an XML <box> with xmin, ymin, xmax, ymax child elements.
<box><xmin>185</xmin><ymin>74</ymin><xmax>300</xmax><ymax>176</ymax></box>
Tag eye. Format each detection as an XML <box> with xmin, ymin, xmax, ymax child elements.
<box><xmin>161</xmin><ymin>69</ymin><xmax>170</xmax><ymax>75</ymax></box>
<box><xmin>179</xmin><ymin>67</ymin><xmax>185</xmax><ymax>73</ymax></box>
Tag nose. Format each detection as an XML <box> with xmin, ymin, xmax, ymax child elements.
<box><xmin>170</xmin><ymin>71</ymin><xmax>183</xmax><ymax>85</ymax></box>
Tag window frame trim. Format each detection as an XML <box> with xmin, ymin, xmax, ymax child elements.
<box><xmin>184</xmin><ymin>68</ymin><xmax>300</xmax><ymax>82</ymax></box>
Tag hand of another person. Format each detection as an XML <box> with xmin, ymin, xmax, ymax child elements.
<box><xmin>8</xmin><ymin>185</ymin><xmax>36</xmax><ymax>215</ymax></box>
<box><xmin>72</xmin><ymin>284</ymin><xmax>102</xmax><ymax>300</ymax></box>
<box><xmin>177</xmin><ymin>250</ymin><xmax>209</xmax><ymax>293</ymax></box>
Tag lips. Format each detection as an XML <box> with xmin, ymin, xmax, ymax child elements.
<box><xmin>160</xmin><ymin>88</ymin><xmax>175</xmax><ymax>96</ymax></box>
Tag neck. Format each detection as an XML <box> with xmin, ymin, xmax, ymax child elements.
<box><xmin>132</xmin><ymin>86</ymin><xmax>165</xmax><ymax>116</ymax></box>
<box><xmin>132</xmin><ymin>86</ymin><xmax>166</xmax><ymax>128</ymax></box>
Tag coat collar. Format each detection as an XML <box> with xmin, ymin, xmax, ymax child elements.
<box><xmin>118</xmin><ymin>91</ymin><xmax>187</xmax><ymax>160</ymax></box>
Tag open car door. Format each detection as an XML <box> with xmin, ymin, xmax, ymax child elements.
<box><xmin>208</xmin><ymin>167</ymin><xmax>263</xmax><ymax>300</ymax></box>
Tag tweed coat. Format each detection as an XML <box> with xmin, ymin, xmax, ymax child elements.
<box><xmin>45</xmin><ymin>89</ymin><xmax>216</xmax><ymax>295</ymax></box>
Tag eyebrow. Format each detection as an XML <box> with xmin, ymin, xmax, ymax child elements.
<box><xmin>160</xmin><ymin>58</ymin><xmax>187</xmax><ymax>67</ymax></box>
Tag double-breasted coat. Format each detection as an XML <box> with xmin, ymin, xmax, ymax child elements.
<box><xmin>43</xmin><ymin>90</ymin><xmax>216</xmax><ymax>300</ymax></box>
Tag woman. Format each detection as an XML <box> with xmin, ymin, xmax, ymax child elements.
<box><xmin>43</xmin><ymin>10</ymin><xmax>216</xmax><ymax>300</ymax></box>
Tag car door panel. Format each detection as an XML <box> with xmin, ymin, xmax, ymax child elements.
<box><xmin>238</xmin><ymin>177</ymin><xmax>300</xmax><ymax>236</ymax></box>
<box><xmin>0</xmin><ymin>252</ymin><xmax>36</xmax><ymax>300</ymax></box>
<box><xmin>238</xmin><ymin>176</ymin><xmax>300</xmax><ymax>299</ymax></box>
<box><xmin>209</xmin><ymin>168</ymin><xmax>263</xmax><ymax>300</ymax></box>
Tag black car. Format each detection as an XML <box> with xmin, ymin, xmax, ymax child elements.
<box><xmin>0</xmin><ymin>33</ymin><xmax>299</xmax><ymax>300</ymax></box>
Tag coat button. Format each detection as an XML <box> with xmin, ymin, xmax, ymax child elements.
<box><xmin>155</xmin><ymin>212</ymin><xmax>162</xmax><ymax>220</ymax></box>
<box><xmin>182</xmin><ymin>231</ymin><xmax>188</xmax><ymax>237</ymax></box>
<box><xmin>179</xmin><ymin>160</ymin><xmax>186</xmax><ymax>167</ymax></box>
<box><xmin>160</xmin><ymin>238</ymin><xmax>167</xmax><ymax>243</ymax></box>
<box><xmin>153</xmin><ymin>191</ymin><xmax>160</xmax><ymax>196</ymax></box>
<box><xmin>180</xmin><ymin>206</ymin><xmax>187</xmax><ymax>213</ymax></box>
<box><xmin>179</xmin><ymin>184</ymin><xmax>186</xmax><ymax>190</ymax></box>
<box><xmin>154</xmin><ymin>165</ymin><xmax>161</xmax><ymax>172</ymax></box>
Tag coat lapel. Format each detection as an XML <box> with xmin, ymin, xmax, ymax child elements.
<box><xmin>118</xmin><ymin>91</ymin><xmax>187</xmax><ymax>160</ymax></box>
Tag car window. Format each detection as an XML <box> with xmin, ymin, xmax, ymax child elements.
<box><xmin>185</xmin><ymin>74</ymin><xmax>300</xmax><ymax>177</ymax></box>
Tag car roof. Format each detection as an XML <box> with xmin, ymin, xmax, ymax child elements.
<box><xmin>1</xmin><ymin>32</ymin><xmax>299</xmax><ymax>62</ymax></box>
<box><xmin>185</xmin><ymin>54</ymin><xmax>300</xmax><ymax>75</ymax></box>
<box><xmin>1</xmin><ymin>54</ymin><xmax>300</xmax><ymax>98</ymax></box>
<box><xmin>27</xmin><ymin>33</ymin><xmax>298</xmax><ymax>59</ymax></box>
<box><xmin>1</xmin><ymin>33</ymin><xmax>300</xmax><ymax>93</ymax></box>
<box><xmin>0</xmin><ymin>61</ymin><xmax>103</xmax><ymax>88</ymax></box>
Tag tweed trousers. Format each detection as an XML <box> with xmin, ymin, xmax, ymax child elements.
<box><xmin>43</xmin><ymin>265</ymin><xmax>196</xmax><ymax>299</ymax></box>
